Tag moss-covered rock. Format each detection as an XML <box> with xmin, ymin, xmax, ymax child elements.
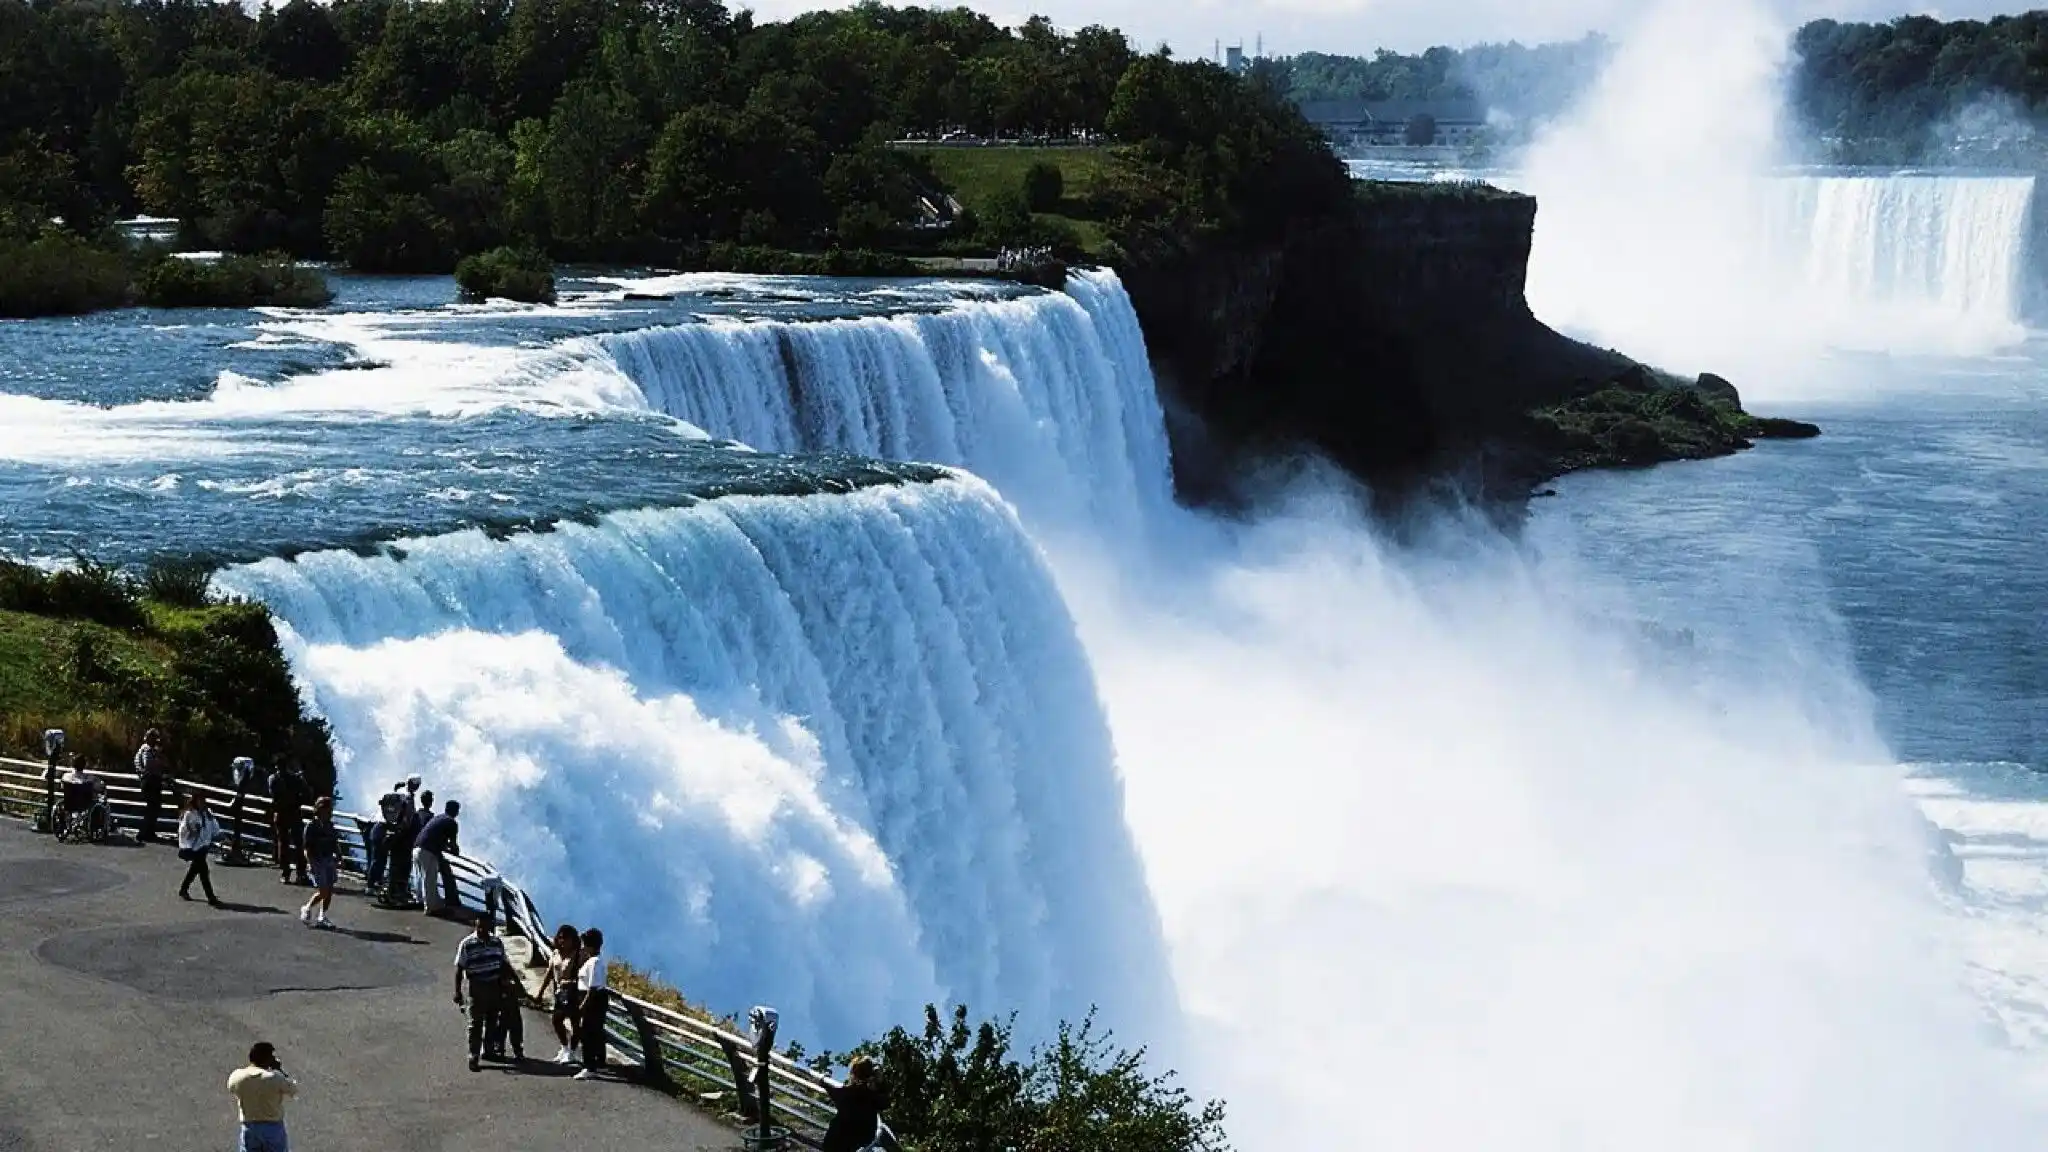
<box><xmin>1526</xmin><ymin>368</ymin><xmax>1820</xmax><ymax>477</ymax></box>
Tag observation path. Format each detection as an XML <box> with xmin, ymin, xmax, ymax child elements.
<box><xmin>0</xmin><ymin>818</ymin><xmax>737</xmax><ymax>1151</ymax></box>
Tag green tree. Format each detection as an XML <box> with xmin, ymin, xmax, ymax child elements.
<box><xmin>1022</xmin><ymin>160</ymin><xmax>1064</xmax><ymax>212</ymax></box>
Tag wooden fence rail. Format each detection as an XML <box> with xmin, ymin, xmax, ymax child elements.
<box><xmin>0</xmin><ymin>756</ymin><xmax>841</xmax><ymax>1146</ymax></box>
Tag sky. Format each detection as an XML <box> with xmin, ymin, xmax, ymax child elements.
<box><xmin>741</xmin><ymin>0</ymin><xmax>2039</xmax><ymax>57</ymax></box>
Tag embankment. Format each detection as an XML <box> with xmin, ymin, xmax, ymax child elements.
<box><xmin>1119</xmin><ymin>181</ymin><xmax>1816</xmax><ymax>499</ymax></box>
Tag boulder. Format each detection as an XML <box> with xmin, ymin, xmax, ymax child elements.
<box><xmin>1695</xmin><ymin>371</ymin><xmax>1741</xmax><ymax>407</ymax></box>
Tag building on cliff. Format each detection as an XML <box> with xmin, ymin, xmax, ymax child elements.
<box><xmin>1298</xmin><ymin>98</ymin><xmax>1487</xmax><ymax>150</ymax></box>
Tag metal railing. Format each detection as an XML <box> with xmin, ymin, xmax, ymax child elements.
<box><xmin>0</xmin><ymin>756</ymin><xmax>843</xmax><ymax>1145</ymax></box>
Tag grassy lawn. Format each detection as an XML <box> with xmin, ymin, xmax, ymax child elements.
<box><xmin>904</xmin><ymin>145</ymin><xmax>1117</xmax><ymax>257</ymax></box>
<box><xmin>0</xmin><ymin>608</ymin><xmax>173</xmax><ymax>766</ymax></box>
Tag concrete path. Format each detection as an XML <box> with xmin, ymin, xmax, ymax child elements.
<box><xmin>0</xmin><ymin>819</ymin><xmax>738</xmax><ymax>1151</ymax></box>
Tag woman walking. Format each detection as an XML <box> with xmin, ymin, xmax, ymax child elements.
<box><xmin>539</xmin><ymin>924</ymin><xmax>584</xmax><ymax>1064</ymax></box>
<box><xmin>572</xmin><ymin>927</ymin><xmax>609</xmax><ymax>1081</ymax></box>
<box><xmin>177</xmin><ymin>793</ymin><xmax>221</xmax><ymax>904</ymax></box>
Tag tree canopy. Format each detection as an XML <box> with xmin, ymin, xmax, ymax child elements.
<box><xmin>0</xmin><ymin>0</ymin><xmax>1348</xmax><ymax>275</ymax></box>
<box><xmin>1791</xmin><ymin>13</ymin><xmax>2048</xmax><ymax>162</ymax></box>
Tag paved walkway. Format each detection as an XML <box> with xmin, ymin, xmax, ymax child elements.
<box><xmin>0</xmin><ymin>819</ymin><xmax>737</xmax><ymax>1151</ymax></box>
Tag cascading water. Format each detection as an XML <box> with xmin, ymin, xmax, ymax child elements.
<box><xmin>1774</xmin><ymin>174</ymin><xmax>2035</xmax><ymax>327</ymax></box>
<box><xmin>217</xmin><ymin>477</ymin><xmax>1172</xmax><ymax>1046</ymax></box>
<box><xmin>592</xmin><ymin>269</ymin><xmax>1174</xmax><ymax>535</ymax></box>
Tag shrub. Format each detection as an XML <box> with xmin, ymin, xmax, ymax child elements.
<box><xmin>136</xmin><ymin>254</ymin><xmax>333</xmax><ymax>309</ymax></box>
<box><xmin>0</xmin><ymin>558</ymin><xmax>147</xmax><ymax>631</ymax></box>
<box><xmin>1022</xmin><ymin>161</ymin><xmax>1065</xmax><ymax>212</ymax></box>
<box><xmin>142</xmin><ymin>560</ymin><xmax>216</xmax><ymax>609</ymax></box>
<box><xmin>0</xmin><ymin>231</ymin><xmax>131</xmax><ymax>317</ymax></box>
<box><xmin>851</xmin><ymin>1004</ymin><xmax>1228</xmax><ymax>1152</ymax></box>
<box><xmin>455</xmin><ymin>245</ymin><xmax>556</xmax><ymax>304</ymax></box>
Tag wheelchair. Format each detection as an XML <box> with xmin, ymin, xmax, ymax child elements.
<box><xmin>51</xmin><ymin>782</ymin><xmax>113</xmax><ymax>845</ymax></box>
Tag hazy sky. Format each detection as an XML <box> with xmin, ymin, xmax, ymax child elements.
<box><xmin>742</xmin><ymin>0</ymin><xmax>2038</xmax><ymax>57</ymax></box>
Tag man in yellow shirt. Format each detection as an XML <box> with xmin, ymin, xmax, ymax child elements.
<box><xmin>227</xmin><ymin>1042</ymin><xmax>298</xmax><ymax>1152</ymax></box>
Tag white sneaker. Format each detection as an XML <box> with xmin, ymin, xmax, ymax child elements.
<box><xmin>314</xmin><ymin>916</ymin><xmax>333</xmax><ymax>930</ymax></box>
<box><xmin>298</xmin><ymin>904</ymin><xmax>313</xmax><ymax>926</ymax></box>
<box><xmin>552</xmin><ymin>1047</ymin><xmax>571</xmax><ymax>1064</ymax></box>
<box><xmin>573</xmin><ymin>1070</ymin><xmax>598</xmax><ymax>1081</ymax></box>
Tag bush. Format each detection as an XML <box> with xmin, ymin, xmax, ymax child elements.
<box><xmin>0</xmin><ymin>231</ymin><xmax>131</xmax><ymax>318</ymax></box>
<box><xmin>136</xmin><ymin>254</ymin><xmax>333</xmax><ymax>309</ymax></box>
<box><xmin>455</xmin><ymin>245</ymin><xmax>556</xmax><ymax>304</ymax></box>
<box><xmin>851</xmin><ymin>1005</ymin><xmax>1228</xmax><ymax>1152</ymax></box>
<box><xmin>0</xmin><ymin>558</ymin><xmax>147</xmax><ymax>631</ymax></box>
<box><xmin>1022</xmin><ymin>161</ymin><xmax>1065</xmax><ymax>212</ymax></box>
<box><xmin>142</xmin><ymin>561</ymin><xmax>216</xmax><ymax>609</ymax></box>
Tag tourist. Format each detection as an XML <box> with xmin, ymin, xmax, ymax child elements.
<box><xmin>487</xmin><ymin>955</ymin><xmax>526</xmax><ymax>1063</ymax></box>
<box><xmin>382</xmin><ymin>789</ymin><xmax>422</xmax><ymax>908</ymax></box>
<box><xmin>365</xmin><ymin>780</ymin><xmax>408</xmax><ymax>891</ymax></box>
<box><xmin>541</xmin><ymin>924</ymin><xmax>585</xmax><ymax>1063</ymax></box>
<box><xmin>227</xmin><ymin>1042</ymin><xmax>297</xmax><ymax>1152</ymax></box>
<box><xmin>56</xmin><ymin>757</ymin><xmax>108</xmax><ymax>839</ymax></box>
<box><xmin>299</xmin><ymin>797</ymin><xmax>340</xmax><ymax>929</ymax></box>
<box><xmin>821</xmin><ymin>1056</ymin><xmax>890</xmax><ymax>1152</ymax></box>
<box><xmin>453</xmin><ymin>914</ymin><xmax>509</xmax><ymax>1072</ymax></box>
<box><xmin>134</xmin><ymin>728</ymin><xmax>167</xmax><ymax>843</ymax></box>
<box><xmin>176</xmin><ymin>793</ymin><xmax>222</xmax><ymax>905</ymax></box>
<box><xmin>267</xmin><ymin>763</ymin><xmax>310</xmax><ymax>886</ymax></box>
<box><xmin>40</xmin><ymin>728</ymin><xmax>64</xmax><ymax>828</ymax></box>
<box><xmin>572</xmin><ymin>927</ymin><xmax>609</xmax><ymax>1081</ymax></box>
<box><xmin>414</xmin><ymin>799</ymin><xmax>462</xmax><ymax>915</ymax></box>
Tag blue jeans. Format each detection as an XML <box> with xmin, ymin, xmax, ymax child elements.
<box><xmin>238</xmin><ymin>1121</ymin><xmax>289</xmax><ymax>1151</ymax></box>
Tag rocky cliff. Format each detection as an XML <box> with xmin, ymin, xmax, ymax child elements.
<box><xmin>1118</xmin><ymin>182</ymin><xmax>1814</xmax><ymax>501</ymax></box>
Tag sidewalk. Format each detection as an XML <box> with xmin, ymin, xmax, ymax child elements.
<box><xmin>0</xmin><ymin>819</ymin><xmax>738</xmax><ymax>1151</ymax></box>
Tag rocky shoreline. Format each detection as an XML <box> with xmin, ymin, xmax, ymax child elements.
<box><xmin>1117</xmin><ymin>181</ymin><xmax>1822</xmax><ymax>503</ymax></box>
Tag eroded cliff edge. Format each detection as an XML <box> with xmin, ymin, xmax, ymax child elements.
<box><xmin>1117</xmin><ymin>182</ymin><xmax>1817</xmax><ymax>501</ymax></box>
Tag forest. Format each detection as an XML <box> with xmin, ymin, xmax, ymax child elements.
<box><xmin>1791</xmin><ymin>13</ymin><xmax>2048</xmax><ymax>162</ymax></box>
<box><xmin>0</xmin><ymin>0</ymin><xmax>1345</xmax><ymax>300</ymax></box>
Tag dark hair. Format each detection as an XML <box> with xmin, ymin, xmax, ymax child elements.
<box><xmin>248</xmin><ymin>1042</ymin><xmax>276</xmax><ymax>1067</ymax></box>
<box><xmin>553</xmin><ymin>924</ymin><xmax>580</xmax><ymax>950</ymax></box>
<box><xmin>476</xmin><ymin>915</ymin><xmax>496</xmax><ymax>933</ymax></box>
<box><xmin>445</xmin><ymin>800</ymin><xmax>461</xmax><ymax>816</ymax></box>
<box><xmin>581</xmin><ymin>927</ymin><xmax>603</xmax><ymax>952</ymax></box>
<box><xmin>848</xmin><ymin>1055</ymin><xmax>877</xmax><ymax>1083</ymax></box>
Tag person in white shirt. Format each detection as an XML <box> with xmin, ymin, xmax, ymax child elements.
<box><xmin>573</xmin><ymin>927</ymin><xmax>609</xmax><ymax>1081</ymax></box>
<box><xmin>177</xmin><ymin>793</ymin><xmax>222</xmax><ymax>904</ymax></box>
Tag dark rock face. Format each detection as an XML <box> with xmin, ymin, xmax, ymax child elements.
<box><xmin>1118</xmin><ymin>185</ymin><xmax>1815</xmax><ymax>500</ymax></box>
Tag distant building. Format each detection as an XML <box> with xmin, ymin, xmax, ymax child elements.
<box><xmin>1297</xmin><ymin>98</ymin><xmax>1488</xmax><ymax>149</ymax></box>
<box><xmin>1226</xmin><ymin>45</ymin><xmax>1247</xmax><ymax>75</ymax></box>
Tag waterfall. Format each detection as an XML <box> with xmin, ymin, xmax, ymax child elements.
<box><xmin>217</xmin><ymin>477</ymin><xmax>1172</xmax><ymax>1046</ymax></box>
<box><xmin>1525</xmin><ymin>164</ymin><xmax>2039</xmax><ymax>370</ymax></box>
<box><xmin>591</xmin><ymin>270</ymin><xmax>1174</xmax><ymax>533</ymax></box>
<box><xmin>1772</xmin><ymin>174</ymin><xmax>2036</xmax><ymax>328</ymax></box>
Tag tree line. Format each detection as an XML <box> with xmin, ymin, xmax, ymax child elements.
<box><xmin>0</xmin><ymin>0</ymin><xmax>1346</xmax><ymax>281</ymax></box>
<box><xmin>1792</xmin><ymin>13</ymin><xmax>2048</xmax><ymax>162</ymax></box>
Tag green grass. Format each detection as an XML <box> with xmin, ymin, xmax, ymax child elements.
<box><xmin>905</xmin><ymin>145</ymin><xmax>1116</xmax><ymax>257</ymax></box>
<box><xmin>0</xmin><ymin>608</ymin><xmax>175</xmax><ymax>768</ymax></box>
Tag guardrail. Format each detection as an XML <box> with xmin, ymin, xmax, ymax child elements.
<box><xmin>0</xmin><ymin>756</ymin><xmax>844</xmax><ymax>1146</ymax></box>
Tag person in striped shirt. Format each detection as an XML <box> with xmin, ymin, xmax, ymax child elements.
<box><xmin>453</xmin><ymin>916</ymin><xmax>509</xmax><ymax>1072</ymax></box>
